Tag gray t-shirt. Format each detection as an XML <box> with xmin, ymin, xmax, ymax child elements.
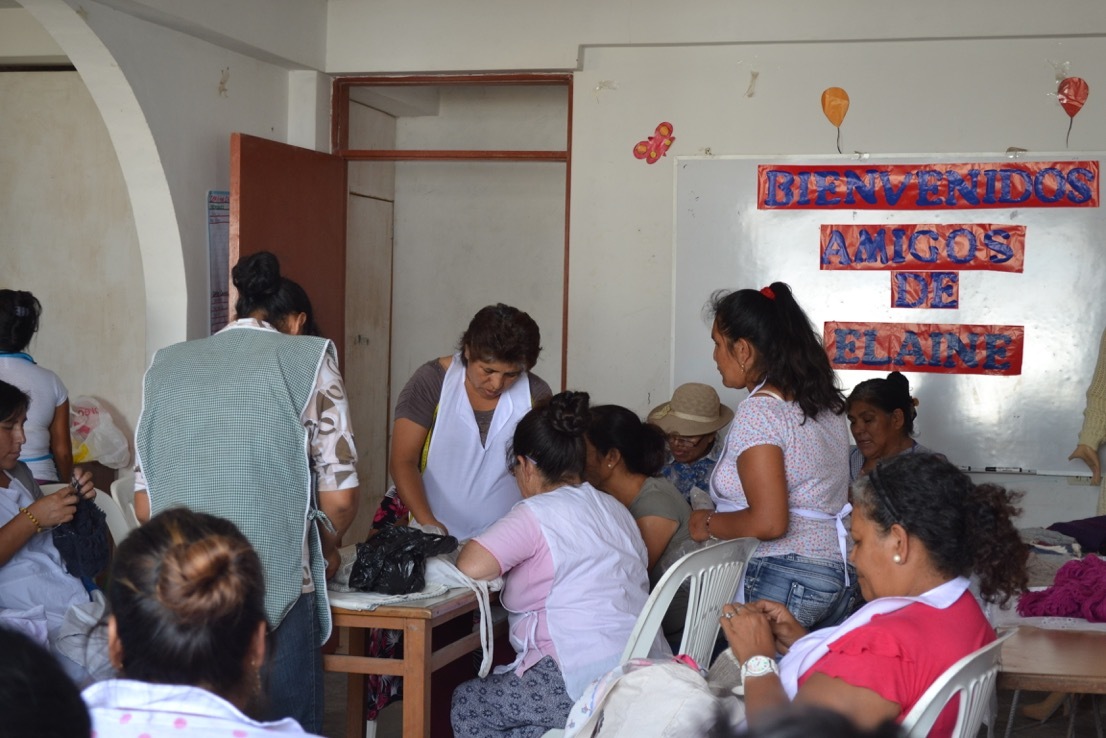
<box><xmin>628</xmin><ymin>476</ymin><xmax>693</xmax><ymax>586</ymax></box>
<box><xmin>394</xmin><ymin>358</ymin><xmax>552</xmax><ymax>445</ymax></box>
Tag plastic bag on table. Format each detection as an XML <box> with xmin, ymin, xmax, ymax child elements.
<box><xmin>70</xmin><ymin>396</ymin><xmax>130</xmax><ymax>469</ymax></box>
<box><xmin>349</xmin><ymin>525</ymin><xmax>459</xmax><ymax>595</ymax></box>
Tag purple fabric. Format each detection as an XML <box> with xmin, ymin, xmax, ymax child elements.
<box><xmin>1047</xmin><ymin>515</ymin><xmax>1106</xmax><ymax>554</ymax></box>
<box><xmin>1017</xmin><ymin>555</ymin><xmax>1106</xmax><ymax>622</ymax></box>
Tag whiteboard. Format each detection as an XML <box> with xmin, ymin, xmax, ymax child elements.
<box><xmin>673</xmin><ymin>154</ymin><xmax>1105</xmax><ymax>475</ymax></box>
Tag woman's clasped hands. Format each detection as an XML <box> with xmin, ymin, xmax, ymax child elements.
<box><xmin>720</xmin><ymin>599</ymin><xmax>808</xmax><ymax>662</ymax></box>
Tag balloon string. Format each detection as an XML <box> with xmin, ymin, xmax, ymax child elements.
<box><xmin>1067</xmin><ymin>118</ymin><xmax>1073</xmax><ymax>149</ymax></box>
<box><xmin>836</xmin><ymin>127</ymin><xmax>842</xmax><ymax>155</ymax></box>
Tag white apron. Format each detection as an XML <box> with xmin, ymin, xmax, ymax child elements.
<box><xmin>497</xmin><ymin>484</ymin><xmax>650</xmax><ymax>700</ymax></box>
<box><xmin>778</xmin><ymin>576</ymin><xmax>972</xmax><ymax>696</ymax></box>
<box><xmin>422</xmin><ymin>353</ymin><xmax>532</xmax><ymax>540</ymax></box>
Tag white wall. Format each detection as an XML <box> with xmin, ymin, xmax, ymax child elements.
<box><xmin>390</xmin><ymin>85</ymin><xmax>568</xmax><ymax>409</ymax></box>
<box><xmin>0</xmin><ymin>71</ymin><xmax>145</xmax><ymax>443</ymax></box>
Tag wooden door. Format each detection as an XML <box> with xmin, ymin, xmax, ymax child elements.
<box><xmin>229</xmin><ymin>132</ymin><xmax>348</xmax><ymax>365</ymax></box>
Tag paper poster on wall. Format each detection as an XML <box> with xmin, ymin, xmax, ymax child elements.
<box><xmin>207</xmin><ymin>190</ymin><xmax>230</xmax><ymax>335</ymax></box>
<box><xmin>674</xmin><ymin>154</ymin><xmax>1106</xmax><ymax>474</ymax></box>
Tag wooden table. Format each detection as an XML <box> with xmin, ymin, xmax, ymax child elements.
<box><xmin>324</xmin><ymin>589</ymin><xmax>504</xmax><ymax>738</ymax></box>
<box><xmin>999</xmin><ymin>626</ymin><xmax>1106</xmax><ymax>738</ymax></box>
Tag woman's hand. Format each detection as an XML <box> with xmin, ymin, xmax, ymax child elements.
<box><xmin>688</xmin><ymin>509</ymin><xmax>714</xmax><ymax>542</ymax></box>
<box><xmin>70</xmin><ymin>467</ymin><xmax>95</xmax><ymax>500</ymax></box>
<box><xmin>1069</xmin><ymin>444</ymin><xmax>1101</xmax><ymax>484</ymax></box>
<box><xmin>749</xmin><ymin>599</ymin><xmax>808</xmax><ymax>654</ymax></box>
<box><xmin>719</xmin><ymin>603</ymin><xmax>776</xmax><ymax>664</ymax></box>
<box><xmin>29</xmin><ymin>485</ymin><xmax>80</xmax><ymax>528</ymax></box>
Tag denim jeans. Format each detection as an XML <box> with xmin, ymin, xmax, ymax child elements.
<box><xmin>743</xmin><ymin>553</ymin><xmax>857</xmax><ymax>629</ymax></box>
<box><xmin>262</xmin><ymin>591</ymin><xmax>323</xmax><ymax>733</ymax></box>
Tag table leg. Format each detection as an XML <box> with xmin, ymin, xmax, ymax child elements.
<box><xmin>1003</xmin><ymin>690</ymin><xmax>1020</xmax><ymax>738</ymax></box>
<box><xmin>403</xmin><ymin>620</ymin><xmax>433</xmax><ymax>738</ymax></box>
<box><xmin>1094</xmin><ymin>695</ymin><xmax>1104</xmax><ymax>738</ymax></box>
<box><xmin>345</xmin><ymin>627</ymin><xmax>367</xmax><ymax>738</ymax></box>
<box><xmin>1068</xmin><ymin>697</ymin><xmax>1078</xmax><ymax>738</ymax></box>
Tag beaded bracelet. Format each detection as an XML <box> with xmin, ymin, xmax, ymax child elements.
<box><xmin>19</xmin><ymin>506</ymin><xmax>43</xmax><ymax>533</ymax></box>
<box><xmin>705</xmin><ymin>511</ymin><xmax>718</xmax><ymax>540</ymax></box>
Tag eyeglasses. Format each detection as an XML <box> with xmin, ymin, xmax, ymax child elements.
<box><xmin>506</xmin><ymin>453</ymin><xmax>539</xmax><ymax>475</ymax></box>
<box><xmin>666</xmin><ymin>433</ymin><xmax>708</xmax><ymax>449</ymax></box>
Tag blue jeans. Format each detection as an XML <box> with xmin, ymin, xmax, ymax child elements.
<box><xmin>262</xmin><ymin>591</ymin><xmax>323</xmax><ymax>733</ymax></box>
<box><xmin>743</xmin><ymin>553</ymin><xmax>857</xmax><ymax>629</ymax></box>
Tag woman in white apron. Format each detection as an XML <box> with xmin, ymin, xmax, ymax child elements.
<box><xmin>689</xmin><ymin>282</ymin><xmax>855</xmax><ymax>628</ymax></box>
<box><xmin>387</xmin><ymin>304</ymin><xmax>550</xmax><ymax>540</ymax></box>
<box><xmin>452</xmin><ymin>391</ymin><xmax>651</xmax><ymax>738</ymax></box>
<box><xmin>0</xmin><ymin>380</ymin><xmax>104</xmax><ymax>683</ymax></box>
<box><xmin>718</xmin><ymin>453</ymin><xmax>1027</xmax><ymax>736</ymax></box>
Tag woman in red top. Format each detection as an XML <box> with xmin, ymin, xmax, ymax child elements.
<box><xmin>721</xmin><ymin>453</ymin><xmax>1027</xmax><ymax>737</ymax></box>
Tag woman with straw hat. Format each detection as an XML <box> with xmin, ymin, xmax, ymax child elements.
<box><xmin>647</xmin><ymin>383</ymin><xmax>734</xmax><ymax>504</ymax></box>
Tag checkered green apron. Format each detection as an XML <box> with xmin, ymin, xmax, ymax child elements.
<box><xmin>135</xmin><ymin>327</ymin><xmax>334</xmax><ymax>639</ymax></box>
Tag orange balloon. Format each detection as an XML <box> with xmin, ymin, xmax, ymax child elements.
<box><xmin>821</xmin><ymin>87</ymin><xmax>850</xmax><ymax>128</ymax></box>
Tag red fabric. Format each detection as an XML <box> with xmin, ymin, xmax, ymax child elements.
<box><xmin>798</xmin><ymin>592</ymin><xmax>993</xmax><ymax>738</ymax></box>
<box><xmin>1017</xmin><ymin>555</ymin><xmax>1106</xmax><ymax>621</ymax></box>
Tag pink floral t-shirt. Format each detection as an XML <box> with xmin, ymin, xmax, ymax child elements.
<box><xmin>710</xmin><ymin>395</ymin><xmax>850</xmax><ymax>560</ymax></box>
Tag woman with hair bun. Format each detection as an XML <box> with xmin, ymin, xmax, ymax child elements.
<box><xmin>451</xmin><ymin>391</ymin><xmax>651</xmax><ymax>737</ymax></box>
<box><xmin>585</xmin><ymin>405</ymin><xmax>692</xmax><ymax>582</ymax></box>
<box><xmin>720</xmin><ymin>453</ymin><xmax>1027</xmax><ymax>735</ymax></box>
<box><xmin>134</xmin><ymin>251</ymin><xmax>359</xmax><ymax>732</ymax></box>
<box><xmin>691</xmin><ymin>283</ymin><xmax>853</xmax><ymax>629</ymax></box>
<box><xmin>0</xmin><ymin>289</ymin><xmax>72</xmax><ymax>483</ymax></box>
<box><xmin>82</xmin><ymin>507</ymin><xmax>320</xmax><ymax>735</ymax></box>
<box><xmin>846</xmin><ymin>372</ymin><xmax>940</xmax><ymax>482</ymax></box>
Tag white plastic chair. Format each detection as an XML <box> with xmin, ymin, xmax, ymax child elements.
<box><xmin>900</xmin><ymin>630</ymin><xmax>1015</xmax><ymax>738</ymax></box>
<box><xmin>622</xmin><ymin>537</ymin><xmax>760</xmax><ymax>666</ymax></box>
<box><xmin>109</xmin><ymin>472</ymin><xmax>140</xmax><ymax>530</ymax></box>
<box><xmin>543</xmin><ymin>538</ymin><xmax>760</xmax><ymax>738</ymax></box>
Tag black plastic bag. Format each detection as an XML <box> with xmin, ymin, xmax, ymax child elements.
<box><xmin>349</xmin><ymin>526</ymin><xmax>458</xmax><ymax>595</ymax></box>
<box><xmin>52</xmin><ymin>496</ymin><xmax>110</xmax><ymax>579</ymax></box>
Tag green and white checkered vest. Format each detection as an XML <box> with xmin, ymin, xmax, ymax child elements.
<box><xmin>135</xmin><ymin>327</ymin><xmax>334</xmax><ymax>639</ymax></box>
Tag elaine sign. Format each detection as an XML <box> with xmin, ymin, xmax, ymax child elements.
<box><xmin>824</xmin><ymin>322</ymin><xmax>1024</xmax><ymax>376</ymax></box>
<box><xmin>758</xmin><ymin>161</ymin><xmax>1098</xmax><ymax>210</ymax></box>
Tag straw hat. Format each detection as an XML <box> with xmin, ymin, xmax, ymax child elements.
<box><xmin>647</xmin><ymin>383</ymin><xmax>734</xmax><ymax>437</ymax></box>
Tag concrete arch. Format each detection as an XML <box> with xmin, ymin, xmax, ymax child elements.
<box><xmin>18</xmin><ymin>0</ymin><xmax>187</xmax><ymax>362</ymax></box>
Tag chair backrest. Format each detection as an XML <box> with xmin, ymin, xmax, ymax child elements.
<box><xmin>900</xmin><ymin>629</ymin><xmax>1014</xmax><ymax>738</ymax></box>
<box><xmin>621</xmin><ymin>537</ymin><xmax>759</xmax><ymax>666</ymax></box>
<box><xmin>109</xmin><ymin>472</ymin><xmax>140</xmax><ymax>530</ymax></box>
<box><xmin>93</xmin><ymin>488</ymin><xmax>134</xmax><ymax>546</ymax></box>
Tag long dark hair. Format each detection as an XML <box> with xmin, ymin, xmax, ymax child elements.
<box><xmin>0</xmin><ymin>290</ymin><xmax>42</xmax><ymax>353</ymax></box>
<box><xmin>0</xmin><ymin>627</ymin><xmax>91</xmax><ymax>738</ymax></box>
<box><xmin>511</xmin><ymin>391</ymin><xmax>590</xmax><ymax>485</ymax></box>
<box><xmin>587</xmin><ymin>405</ymin><xmax>667</xmax><ymax>476</ymax></box>
<box><xmin>0</xmin><ymin>380</ymin><xmax>30</xmax><ymax>423</ymax></box>
<box><xmin>108</xmin><ymin>508</ymin><xmax>268</xmax><ymax>700</ymax></box>
<box><xmin>710</xmin><ymin>282</ymin><xmax>845</xmax><ymax>420</ymax></box>
<box><xmin>232</xmin><ymin>251</ymin><xmax>319</xmax><ymax>336</ymax></box>
<box><xmin>853</xmin><ymin>453</ymin><xmax>1027</xmax><ymax>604</ymax></box>
<box><xmin>847</xmin><ymin>371</ymin><xmax>916</xmax><ymax>436</ymax></box>
<box><xmin>459</xmin><ymin>303</ymin><xmax>541</xmax><ymax>369</ymax></box>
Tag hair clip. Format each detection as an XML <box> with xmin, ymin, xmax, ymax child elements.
<box><xmin>759</xmin><ymin>286</ymin><xmax>776</xmax><ymax>300</ymax></box>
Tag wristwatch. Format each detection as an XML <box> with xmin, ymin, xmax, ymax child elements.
<box><xmin>740</xmin><ymin>655</ymin><xmax>779</xmax><ymax>687</ymax></box>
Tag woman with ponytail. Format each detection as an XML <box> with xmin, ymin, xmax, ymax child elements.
<box><xmin>451</xmin><ymin>392</ymin><xmax>652</xmax><ymax>737</ymax></box>
<box><xmin>719</xmin><ymin>453</ymin><xmax>1027</xmax><ymax>736</ymax></box>
<box><xmin>690</xmin><ymin>283</ymin><xmax>854</xmax><ymax>628</ymax></box>
<box><xmin>846</xmin><ymin>371</ymin><xmax>942</xmax><ymax>481</ymax></box>
<box><xmin>83</xmin><ymin>508</ymin><xmax>319</xmax><ymax>735</ymax></box>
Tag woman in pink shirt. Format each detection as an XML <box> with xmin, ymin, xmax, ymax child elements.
<box><xmin>452</xmin><ymin>391</ymin><xmax>651</xmax><ymax>737</ymax></box>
